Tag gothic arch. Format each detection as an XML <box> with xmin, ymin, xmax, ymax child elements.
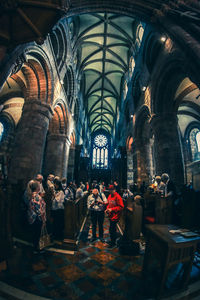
<box><xmin>50</xmin><ymin>23</ymin><xmax>68</xmax><ymax>69</ymax></box>
<box><xmin>49</xmin><ymin>101</ymin><xmax>69</xmax><ymax>135</ymax></box>
<box><xmin>135</xmin><ymin>105</ymin><xmax>151</xmax><ymax>141</ymax></box>
<box><xmin>70</xmin><ymin>131</ymin><xmax>76</xmax><ymax>147</ymax></box>
<box><xmin>151</xmin><ymin>53</ymin><xmax>187</xmax><ymax>115</ymax></box>
<box><xmin>143</xmin><ymin>30</ymin><xmax>165</xmax><ymax>74</ymax></box>
<box><xmin>22</xmin><ymin>48</ymin><xmax>54</xmax><ymax>104</ymax></box>
<box><xmin>63</xmin><ymin>66</ymin><xmax>75</xmax><ymax>107</ymax></box>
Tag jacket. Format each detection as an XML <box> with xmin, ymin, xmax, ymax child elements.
<box><xmin>106</xmin><ymin>192</ymin><xmax>124</xmax><ymax>221</ymax></box>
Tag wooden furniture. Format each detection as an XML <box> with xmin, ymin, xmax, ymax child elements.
<box><xmin>119</xmin><ymin>198</ymin><xmax>143</xmax><ymax>240</ymax></box>
<box><xmin>143</xmin><ymin>224</ymin><xmax>200</xmax><ymax>298</ymax></box>
<box><xmin>64</xmin><ymin>193</ymin><xmax>88</xmax><ymax>250</ymax></box>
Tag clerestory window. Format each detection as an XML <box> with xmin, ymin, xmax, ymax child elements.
<box><xmin>189</xmin><ymin>128</ymin><xmax>200</xmax><ymax>161</ymax></box>
<box><xmin>92</xmin><ymin>134</ymin><xmax>109</xmax><ymax>169</ymax></box>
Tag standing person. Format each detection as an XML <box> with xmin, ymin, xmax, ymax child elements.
<box><xmin>87</xmin><ymin>188</ymin><xmax>107</xmax><ymax>242</ymax></box>
<box><xmin>113</xmin><ymin>180</ymin><xmax>121</xmax><ymax>194</ymax></box>
<box><xmin>76</xmin><ymin>184</ymin><xmax>84</xmax><ymax>199</ymax></box>
<box><xmin>27</xmin><ymin>180</ymin><xmax>46</xmax><ymax>253</ymax></box>
<box><xmin>51</xmin><ymin>179</ymin><xmax>65</xmax><ymax>240</ymax></box>
<box><xmin>64</xmin><ymin>182</ymin><xmax>75</xmax><ymax>201</ymax></box>
<box><xmin>35</xmin><ymin>174</ymin><xmax>45</xmax><ymax>196</ymax></box>
<box><xmin>161</xmin><ymin>173</ymin><xmax>176</xmax><ymax>199</ymax></box>
<box><xmin>85</xmin><ymin>181</ymin><xmax>90</xmax><ymax>192</ymax></box>
<box><xmin>99</xmin><ymin>181</ymin><xmax>105</xmax><ymax>193</ymax></box>
<box><xmin>105</xmin><ymin>185</ymin><xmax>124</xmax><ymax>248</ymax></box>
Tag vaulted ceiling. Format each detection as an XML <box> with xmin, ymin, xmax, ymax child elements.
<box><xmin>72</xmin><ymin>13</ymin><xmax>144</xmax><ymax>134</ymax></box>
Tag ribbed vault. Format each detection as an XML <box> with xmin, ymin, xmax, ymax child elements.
<box><xmin>73</xmin><ymin>13</ymin><xmax>143</xmax><ymax>134</ymax></box>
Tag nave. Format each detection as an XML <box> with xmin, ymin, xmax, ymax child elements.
<box><xmin>0</xmin><ymin>216</ymin><xmax>199</xmax><ymax>300</ymax></box>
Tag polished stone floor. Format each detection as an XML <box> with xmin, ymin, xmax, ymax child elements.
<box><xmin>0</xmin><ymin>218</ymin><xmax>199</xmax><ymax>300</ymax></box>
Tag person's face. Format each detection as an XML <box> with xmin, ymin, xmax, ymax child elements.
<box><xmin>110</xmin><ymin>189</ymin><xmax>115</xmax><ymax>195</ymax></box>
<box><xmin>36</xmin><ymin>175</ymin><xmax>43</xmax><ymax>183</ymax></box>
<box><xmin>92</xmin><ymin>189</ymin><xmax>98</xmax><ymax>197</ymax></box>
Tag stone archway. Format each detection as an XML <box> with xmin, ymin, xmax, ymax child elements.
<box><xmin>44</xmin><ymin>100</ymin><xmax>70</xmax><ymax>178</ymax></box>
<box><xmin>150</xmin><ymin>58</ymin><xmax>187</xmax><ymax>189</ymax></box>
<box><xmin>7</xmin><ymin>50</ymin><xmax>54</xmax><ymax>186</ymax></box>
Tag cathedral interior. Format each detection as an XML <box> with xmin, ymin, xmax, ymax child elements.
<box><xmin>0</xmin><ymin>0</ymin><xmax>200</xmax><ymax>299</ymax></box>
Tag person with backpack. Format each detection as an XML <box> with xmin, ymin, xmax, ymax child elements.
<box><xmin>87</xmin><ymin>188</ymin><xmax>107</xmax><ymax>242</ymax></box>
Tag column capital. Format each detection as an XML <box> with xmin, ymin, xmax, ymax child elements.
<box><xmin>150</xmin><ymin>113</ymin><xmax>178</xmax><ymax>131</ymax></box>
<box><xmin>47</xmin><ymin>133</ymin><xmax>71</xmax><ymax>146</ymax></box>
<box><xmin>23</xmin><ymin>100</ymin><xmax>54</xmax><ymax>119</ymax></box>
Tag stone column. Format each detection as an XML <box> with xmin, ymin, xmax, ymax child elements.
<box><xmin>74</xmin><ymin>145</ymin><xmax>82</xmax><ymax>184</ymax></box>
<box><xmin>127</xmin><ymin>150</ymin><xmax>134</xmax><ymax>188</ymax></box>
<box><xmin>136</xmin><ymin>137</ymin><xmax>152</xmax><ymax>186</ymax></box>
<box><xmin>67</xmin><ymin>145</ymin><xmax>75</xmax><ymax>182</ymax></box>
<box><xmin>43</xmin><ymin>134</ymin><xmax>71</xmax><ymax>178</ymax></box>
<box><xmin>151</xmin><ymin>114</ymin><xmax>184</xmax><ymax>190</ymax></box>
<box><xmin>8</xmin><ymin>100</ymin><xmax>53</xmax><ymax>186</ymax></box>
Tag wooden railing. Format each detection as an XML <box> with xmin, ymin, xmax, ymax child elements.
<box><xmin>64</xmin><ymin>192</ymin><xmax>88</xmax><ymax>249</ymax></box>
<box><xmin>119</xmin><ymin>197</ymin><xmax>143</xmax><ymax>240</ymax></box>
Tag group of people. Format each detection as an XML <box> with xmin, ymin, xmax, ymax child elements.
<box><xmin>23</xmin><ymin>174</ymin><xmax>89</xmax><ymax>253</ymax></box>
<box><xmin>23</xmin><ymin>173</ymin><xmax>177</xmax><ymax>253</ymax></box>
<box><xmin>87</xmin><ymin>184</ymin><xmax>124</xmax><ymax>248</ymax></box>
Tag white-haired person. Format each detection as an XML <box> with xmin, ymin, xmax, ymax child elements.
<box><xmin>27</xmin><ymin>180</ymin><xmax>46</xmax><ymax>253</ymax></box>
<box><xmin>161</xmin><ymin>173</ymin><xmax>176</xmax><ymax>199</ymax></box>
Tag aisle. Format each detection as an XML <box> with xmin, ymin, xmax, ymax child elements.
<box><xmin>0</xmin><ymin>217</ymin><xmax>144</xmax><ymax>300</ymax></box>
<box><xmin>0</xmin><ymin>216</ymin><xmax>200</xmax><ymax>299</ymax></box>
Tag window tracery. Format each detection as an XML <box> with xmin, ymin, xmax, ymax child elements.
<box><xmin>92</xmin><ymin>134</ymin><xmax>109</xmax><ymax>169</ymax></box>
<box><xmin>189</xmin><ymin>128</ymin><xmax>200</xmax><ymax>161</ymax></box>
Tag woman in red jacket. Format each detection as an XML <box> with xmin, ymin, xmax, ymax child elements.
<box><xmin>105</xmin><ymin>185</ymin><xmax>124</xmax><ymax>247</ymax></box>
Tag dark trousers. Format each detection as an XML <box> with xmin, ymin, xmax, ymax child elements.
<box><xmin>109</xmin><ymin>220</ymin><xmax>118</xmax><ymax>244</ymax></box>
<box><xmin>31</xmin><ymin>218</ymin><xmax>43</xmax><ymax>250</ymax></box>
<box><xmin>90</xmin><ymin>210</ymin><xmax>105</xmax><ymax>239</ymax></box>
<box><xmin>52</xmin><ymin>209</ymin><xmax>64</xmax><ymax>240</ymax></box>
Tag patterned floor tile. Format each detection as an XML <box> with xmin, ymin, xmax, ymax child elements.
<box><xmin>55</xmin><ymin>264</ymin><xmax>85</xmax><ymax>283</ymax></box>
<box><xmin>89</xmin><ymin>265</ymin><xmax>121</xmax><ymax>286</ymax></box>
<box><xmin>91</xmin><ymin>251</ymin><xmax>116</xmax><ymax>265</ymax></box>
<box><xmin>1</xmin><ymin>216</ymin><xmax>199</xmax><ymax>300</ymax></box>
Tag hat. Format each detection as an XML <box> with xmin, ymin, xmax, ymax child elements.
<box><xmin>108</xmin><ymin>184</ymin><xmax>115</xmax><ymax>190</ymax></box>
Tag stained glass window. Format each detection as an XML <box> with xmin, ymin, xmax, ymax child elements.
<box><xmin>0</xmin><ymin>122</ymin><xmax>4</xmax><ymax>142</ymax></box>
<box><xmin>92</xmin><ymin>134</ymin><xmax>109</xmax><ymax>169</ymax></box>
<box><xmin>189</xmin><ymin>128</ymin><xmax>200</xmax><ymax>161</ymax></box>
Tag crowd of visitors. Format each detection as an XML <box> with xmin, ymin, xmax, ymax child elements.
<box><xmin>23</xmin><ymin>172</ymin><xmax>193</xmax><ymax>253</ymax></box>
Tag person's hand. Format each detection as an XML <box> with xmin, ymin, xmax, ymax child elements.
<box><xmin>105</xmin><ymin>208</ymin><xmax>112</xmax><ymax>214</ymax></box>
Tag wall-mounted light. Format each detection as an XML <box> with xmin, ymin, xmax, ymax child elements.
<box><xmin>60</xmin><ymin>80</ymin><xmax>64</xmax><ymax>85</ymax></box>
<box><xmin>142</xmin><ymin>86</ymin><xmax>146</xmax><ymax>92</ymax></box>
<box><xmin>160</xmin><ymin>36</ymin><xmax>166</xmax><ymax>43</ymax></box>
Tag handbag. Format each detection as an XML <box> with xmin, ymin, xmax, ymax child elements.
<box><xmin>39</xmin><ymin>225</ymin><xmax>51</xmax><ymax>250</ymax></box>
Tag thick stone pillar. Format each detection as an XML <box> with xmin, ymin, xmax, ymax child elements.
<box><xmin>127</xmin><ymin>150</ymin><xmax>134</xmax><ymax>188</ymax></box>
<box><xmin>43</xmin><ymin>134</ymin><xmax>70</xmax><ymax>178</ymax></box>
<box><xmin>8</xmin><ymin>100</ymin><xmax>53</xmax><ymax>186</ymax></box>
<box><xmin>136</xmin><ymin>137</ymin><xmax>153</xmax><ymax>186</ymax></box>
<box><xmin>74</xmin><ymin>145</ymin><xmax>82</xmax><ymax>184</ymax></box>
<box><xmin>151</xmin><ymin>114</ymin><xmax>184</xmax><ymax>190</ymax></box>
<box><xmin>67</xmin><ymin>145</ymin><xmax>75</xmax><ymax>182</ymax></box>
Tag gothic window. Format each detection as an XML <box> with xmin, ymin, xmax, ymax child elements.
<box><xmin>92</xmin><ymin>134</ymin><xmax>109</xmax><ymax>169</ymax></box>
<box><xmin>189</xmin><ymin>128</ymin><xmax>200</xmax><ymax>161</ymax></box>
<box><xmin>0</xmin><ymin>122</ymin><xmax>4</xmax><ymax>142</ymax></box>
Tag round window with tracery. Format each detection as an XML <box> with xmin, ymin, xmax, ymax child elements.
<box><xmin>94</xmin><ymin>134</ymin><xmax>108</xmax><ymax>147</ymax></box>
